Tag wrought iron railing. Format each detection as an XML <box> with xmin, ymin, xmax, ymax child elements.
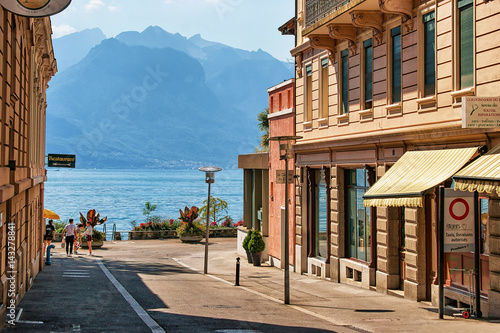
<box><xmin>305</xmin><ymin>0</ymin><xmax>351</xmax><ymax>28</ymax></box>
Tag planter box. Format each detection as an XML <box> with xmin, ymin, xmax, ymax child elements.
<box><xmin>80</xmin><ymin>239</ymin><xmax>103</xmax><ymax>249</ymax></box>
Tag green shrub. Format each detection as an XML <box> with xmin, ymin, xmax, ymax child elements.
<box><xmin>248</xmin><ymin>230</ymin><xmax>265</xmax><ymax>253</ymax></box>
<box><xmin>242</xmin><ymin>229</ymin><xmax>254</xmax><ymax>251</ymax></box>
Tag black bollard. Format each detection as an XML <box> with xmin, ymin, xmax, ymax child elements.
<box><xmin>235</xmin><ymin>257</ymin><xmax>240</xmax><ymax>286</ymax></box>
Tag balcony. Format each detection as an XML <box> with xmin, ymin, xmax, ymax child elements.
<box><xmin>305</xmin><ymin>0</ymin><xmax>351</xmax><ymax>28</ymax></box>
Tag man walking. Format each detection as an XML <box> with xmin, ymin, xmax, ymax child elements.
<box><xmin>62</xmin><ymin>219</ymin><xmax>77</xmax><ymax>256</ymax></box>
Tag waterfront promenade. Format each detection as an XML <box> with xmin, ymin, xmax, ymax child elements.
<box><xmin>5</xmin><ymin>238</ymin><xmax>499</xmax><ymax>332</ymax></box>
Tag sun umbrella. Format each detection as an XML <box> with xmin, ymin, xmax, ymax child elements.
<box><xmin>43</xmin><ymin>209</ymin><xmax>60</xmax><ymax>219</ymax></box>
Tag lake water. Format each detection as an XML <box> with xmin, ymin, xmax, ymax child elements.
<box><xmin>44</xmin><ymin>169</ymin><xmax>244</xmax><ymax>233</ymax></box>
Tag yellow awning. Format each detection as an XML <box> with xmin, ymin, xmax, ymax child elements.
<box><xmin>454</xmin><ymin>143</ymin><xmax>500</xmax><ymax>195</ymax></box>
<box><xmin>363</xmin><ymin>147</ymin><xmax>478</xmax><ymax>207</ymax></box>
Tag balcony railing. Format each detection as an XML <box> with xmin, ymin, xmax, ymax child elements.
<box><xmin>305</xmin><ymin>0</ymin><xmax>351</xmax><ymax>28</ymax></box>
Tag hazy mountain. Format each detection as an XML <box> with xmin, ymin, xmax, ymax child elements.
<box><xmin>52</xmin><ymin>28</ymin><xmax>107</xmax><ymax>72</ymax></box>
<box><xmin>46</xmin><ymin>27</ymin><xmax>293</xmax><ymax>169</ymax></box>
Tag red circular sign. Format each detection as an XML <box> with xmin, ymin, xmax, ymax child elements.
<box><xmin>449</xmin><ymin>198</ymin><xmax>469</xmax><ymax>220</ymax></box>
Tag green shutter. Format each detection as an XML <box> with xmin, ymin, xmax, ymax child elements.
<box><xmin>424</xmin><ymin>11</ymin><xmax>436</xmax><ymax>96</ymax></box>
<box><xmin>364</xmin><ymin>39</ymin><xmax>373</xmax><ymax>105</ymax></box>
<box><xmin>341</xmin><ymin>49</ymin><xmax>349</xmax><ymax>114</ymax></box>
<box><xmin>306</xmin><ymin>64</ymin><xmax>312</xmax><ymax>76</ymax></box>
<box><xmin>321</xmin><ymin>57</ymin><xmax>328</xmax><ymax>68</ymax></box>
<box><xmin>459</xmin><ymin>3</ymin><xmax>474</xmax><ymax>88</ymax></box>
<box><xmin>391</xmin><ymin>27</ymin><xmax>401</xmax><ymax>103</ymax></box>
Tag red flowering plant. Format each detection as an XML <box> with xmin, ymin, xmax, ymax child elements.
<box><xmin>210</xmin><ymin>221</ymin><xmax>218</xmax><ymax>227</ymax></box>
<box><xmin>233</xmin><ymin>220</ymin><xmax>244</xmax><ymax>227</ymax></box>
<box><xmin>222</xmin><ymin>217</ymin><xmax>233</xmax><ymax>228</ymax></box>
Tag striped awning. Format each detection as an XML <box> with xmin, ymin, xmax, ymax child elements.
<box><xmin>454</xmin><ymin>143</ymin><xmax>500</xmax><ymax>195</ymax></box>
<box><xmin>363</xmin><ymin>147</ymin><xmax>478</xmax><ymax>207</ymax></box>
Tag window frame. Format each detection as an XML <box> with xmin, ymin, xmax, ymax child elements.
<box><xmin>305</xmin><ymin>63</ymin><xmax>313</xmax><ymax>123</ymax></box>
<box><xmin>389</xmin><ymin>25</ymin><xmax>402</xmax><ymax>104</ymax></box>
<box><xmin>455</xmin><ymin>0</ymin><xmax>475</xmax><ymax>91</ymax></box>
<box><xmin>421</xmin><ymin>9</ymin><xmax>436</xmax><ymax>98</ymax></box>
<box><xmin>319</xmin><ymin>56</ymin><xmax>329</xmax><ymax>120</ymax></box>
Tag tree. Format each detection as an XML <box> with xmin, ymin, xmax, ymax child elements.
<box><xmin>256</xmin><ymin>107</ymin><xmax>269</xmax><ymax>151</ymax></box>
<box><xmin>142</xmin><ymin>201</ymin><xmax>157</xmax><ymax>221</ymax></box>
<box><xmin>199</xmin><ymin>196</ymin><xmax>229</xmax><ymax>224</ymax></box>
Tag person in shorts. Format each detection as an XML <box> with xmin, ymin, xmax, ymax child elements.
<box><xmin>62</xmin><ymin>219</ymin><xmax>77</xmax><ymax>256</ymax></box>
<box><xmin>43</xmin><ymin>219</ymin><xmax>55</xmax><ymax>254</ymax></box>
<box><xmin>83</xmin><ymin>221</ymin><xmax>93</xmax><ymax>256</ymax></box>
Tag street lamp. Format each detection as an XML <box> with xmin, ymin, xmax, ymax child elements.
<box><xmin>269</xmin><ymin>135</ymin><xmax>302</xmax><ymax>304</ymax></box>
<box><xmin>199</xmin><ymin>166</ymin><xmax>223</xmax><ymax>274</ymax></box>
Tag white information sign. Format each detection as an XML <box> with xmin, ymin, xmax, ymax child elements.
<box><xmin>444</xmin><ymin>189</ymin><xmax>475</xmax><ymax>253</ymax></box>
<box><xmin>0</xmin><ymin>0</ymin><xmax>71</xmax><ymax>17</ymax></box>
<box><xmin>462</xmin><ymin>96</ymin><xmax>500</xmax><ymax>128</ymax></box>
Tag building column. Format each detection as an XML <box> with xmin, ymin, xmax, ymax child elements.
<box><xmin>376</xmin><ymin>207</ymin><xmax>401</xmax><ymax>292</ymax></box>
<box><xmin>404</xmin><ymin>206</ymin><xmax>427</xmax><ymax>301</ymax></box>
<box><xmin>295</xmin><ymin>166</ymin><xmax>307</xmax><ymax>273</ymax></box>
<box><xmin>488</xmin><ymin>195</ymin><xmax>500</xmax><ymax>318</ymax></box>
<box><xmin>329</xmin><ymin>166</ymin><xmax>343</xmax><ymax>282</ymax></box>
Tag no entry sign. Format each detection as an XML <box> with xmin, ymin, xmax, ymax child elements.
<box><xmin>444</xmin><ymin>189</ymin><xmax>475</xmax><ymax>253</ymax></box>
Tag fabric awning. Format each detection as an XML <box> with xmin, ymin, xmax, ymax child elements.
<box><xmin>363</xmin><ymin>147</ymin><xmax>478</xmax><ymax>207</ymax></box>
<box><xmin>454</xmin><ymin>143</ymin><xmax>500</xmax><ymax>195</ymax></box>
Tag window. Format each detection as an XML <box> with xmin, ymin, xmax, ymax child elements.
<box><xmin>320</xmin><ymin>57</ymin><xmax>329</xmax><ymax>119</ymax></box>
<box><xmin>306</xmin><ymin>64</ymin><xmax>313</xmax><ymax>122</ymax></box>
<box><xmin>423</xmin><ymin>11</ymin><xmax>436</xmax><ymax>96</ymax></box>
<box><xmin>341</xmin><ymin>49</ymin><xmax>349</xmax><ymax>114</ymax></box>
<box><xmin>391</xmin><ymin>26</ymin><xmax>402</xmax><ymax>103</ymax></box>
<box><xmin>314</xmin><ymin>169</ymin><xmax>328</xmax><ymax>258</ymax></box>
<box><xmin>346</xmin><ymin>169</ymin><xmax>371</xmax><ymax>262</ymax></box>
<box><xmin>458</xmin><ymin>0</ymin><xmax>474</xmax><ymax>89</ymax></box>
<box><xmin>363</xmin><ymin>39</ymin><xmax>373</xmax><ymax>109</ymax></box>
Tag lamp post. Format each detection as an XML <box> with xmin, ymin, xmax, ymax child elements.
<box><xmin>269</xmin><ymin>135</ymin><xmax>302</xmax><ymax>304</ymax></box>
<box><xmin>199</xmin><ymin>166</ymin><xmax>222</xmax><ymax>274</ymax></box>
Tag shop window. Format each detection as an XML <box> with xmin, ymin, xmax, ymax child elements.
<box><xmin>458</xmin><ymin>0</ymin><xmax>474</xmax><ymax>89</ymax></box>
<box><xmin>423</xmin><ymin>11</ymin><xmax>436</xmax><ymax>97</ymax></box>
<box><xmin>390</xmin><ymin>26</ymin><xmax>402</xmax><ymax>104</ymax></box>
<box><xmin>346</xmin><ymin>169</ymin><xmax>371</xmax><ymax>262</ymax></box>
<box><xmin>363</xmin><ymin>39</ymin><xmax>373</xmax><ymax>109</ymax></box>
<box><xmin>314</xmin><ymin>169</ymin><xmax>328</xmax><ymax>258</ymax></box>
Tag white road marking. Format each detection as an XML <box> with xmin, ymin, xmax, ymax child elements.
<box><xmin>96</xmin><ymin>259</ymin><xmax>165</xmax><ymax>333</ymax></box>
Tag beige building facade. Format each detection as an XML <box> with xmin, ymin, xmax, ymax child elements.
<box><xmin>0</xmin><ymin>8</ymin><xmax>57</xmax><ymax>326</ymax></box>
<box><xmin>290</xmin><ymin>0</ymin><xmax>500</xmax><ymax>317</ymax></box>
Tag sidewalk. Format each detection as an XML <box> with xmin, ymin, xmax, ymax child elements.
<box><xmin>5</xmin><ymin>238</ymin><xmax>499</xmax><ymax>333</ymax></box>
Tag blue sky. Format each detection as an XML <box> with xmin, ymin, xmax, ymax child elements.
<box><xmin>51</xmin><ymin>0</ymin><xmax>295</xmax><ymax>61</ymax></box>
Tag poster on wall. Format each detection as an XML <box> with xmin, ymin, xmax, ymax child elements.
<box><xmin>444</xmin><ymin>189</ymin><xmax>475</xmax><ymax>253</ymax></box>
<box><xmin>462</xmin><ymin>96</ymin><xmax>500</xmax><ymax>128</ymax></box>
<box><xmin>0</xmin><ymin>0</ymin><xmax>71</xmax><ymax>17</ymax></box>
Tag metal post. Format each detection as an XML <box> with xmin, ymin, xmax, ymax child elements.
<box><xmin>438</xmin><ymin>186</ymin><xmax>445</xmax><ymax>319</ymax></box>
<box><xmin>204</xmin><ymin>181</ymin><xmax>211</xmax><ymax>274</ymax></box>
<box><xmin>284</xmin><ymin>154</ymin><xmax>290</xmax><ymax>304</ymax></box>
<box><xmin>235</xmin><ymin>257</ymin><xmax>240</xmax><ymax>286</ymax></box>
<box><xmin>474</xmin><ymin>191</ymin><xmax>482</xmax><ymax>318</ymax></box>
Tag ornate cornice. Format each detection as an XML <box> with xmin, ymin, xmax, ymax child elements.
<box><xmin>309</xmin><ymin>34</ymin><xmax>336</xmax><ymax>63</ymax></box>
<box><xmin>351</xmin><ymin>11</ymin><xmax>384</xmax><ymax>44</ymax></box>
<box><xmin>328</xmin><ymin>24</ymin><xmax>357</xmax><ymax>55</ymax></box>
<box><xmin>378</xmin><ymin>0</ymin><xmax>413</xmax><ymax>31</ymax></box>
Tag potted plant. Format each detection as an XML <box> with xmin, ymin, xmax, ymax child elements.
<box><xmin>176</xmin><ymin>206</ymin><xmax>206</xmax><ymax>242</ymax></box>
<box><xmin>242</xmin><ymin>229</ymin><xmax>254</xmax><ymax>263</ymax></box>
<box><xmin>248</xmin><ymin>230</ymin><xmax>265</xmax><ymax>266</ymax></box>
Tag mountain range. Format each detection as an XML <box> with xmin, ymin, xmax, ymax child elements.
<box><xmin>46</xmin><ymin>26</ymin><xmax>294</xmax><ymax>169</ymax></box>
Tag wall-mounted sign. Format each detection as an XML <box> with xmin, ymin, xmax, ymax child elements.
<box><xmin>462</xmin><ymin>96</ymin><xmax>500</xmax><ymax>128</ymax></box>
<box><xmin>47</xmin><ymin>154</ymin><xmax>75</xmax><ymax>168</ymax></box>
<box><xmin>0</xmin><ymin>0</ymin><xmax>71</xmax><ymax>17</ymax></box>
<box><xmin>444</xmin><ymin>189</ymin><xmax>475</xmax><ymax>253</ymax></box>
<box><xmin>276</xmin><ymin>170</ymin><xmax>294</xmax><ymax>184</ymax></box>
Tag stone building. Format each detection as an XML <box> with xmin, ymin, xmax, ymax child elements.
<box><xmin>0</xmin><ymin>8</ymin><xmax>57</xmax><ymax>326</ymax></box>
<box><xmin>289</xmin><ymin>0</ymin><xmax>500</xmax><ymax>317</ymax></box>
<box><xmin>267</xmin><ymin>79</ymin><xmax>296</xmax><ymax>268</ymax></box>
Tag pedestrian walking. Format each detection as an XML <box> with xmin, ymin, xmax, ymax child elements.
<box><xmin>62</xmin><ymin>219</ymin><xmax>77</xmax><ymax>256</ymax></box>
<box><xmin>43</xmin><ymin>219</ymin><xmax>55</xmax><ymax>254</ymax></box>
<box><xmin>83</xmin><ymin>221</ymin><xmax>93</xmax><ymax>256</ymax></box>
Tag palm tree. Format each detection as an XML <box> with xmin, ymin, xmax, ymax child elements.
<box><xmin>142</xmin><ymin>201</ymin><xmax>157</xmax><ymax>221</ymax></box>
<box><xmin>257</xmin><ymin>107</ymin><xmax>269</xmax><ymax>151</ymax></box>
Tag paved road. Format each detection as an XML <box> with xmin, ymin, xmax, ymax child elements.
<box><xmin>5</xmin><ymin>239</ymin><xmax>499</xmax><ymax>332</ymax></box>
